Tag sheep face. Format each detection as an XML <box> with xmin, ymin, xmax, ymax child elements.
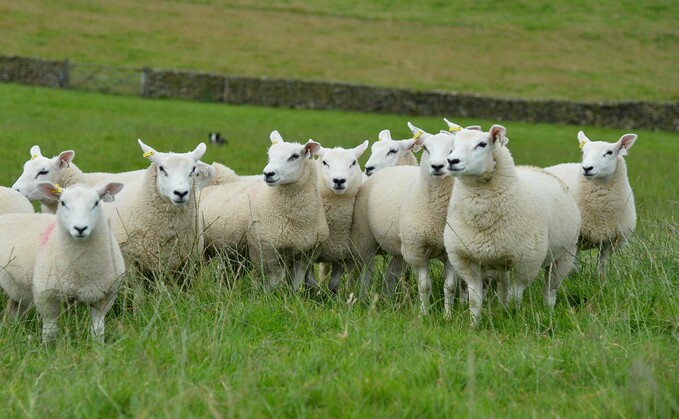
<box><xmin>138</xmin><ymin>140</ymin><xmax>208</xmax><ymax>205</ymax></box>
<box><xmin>262</xmin><ymin>131</ymin><xmax>321</xmax><ymax>187</ymax></box>
<box><xmin>364</xmin><ymin>129</ymin><xmax>418</xmax><ymax>176</ymax></box>
<box><xmin>317</xmin><ymin>141</ymin><xmax>369</xmax><ymax>195</ymax></box>
<box><xmin>578</xmin><ymin>131</ymin><xmax>637</xmax><ymax>181</ymax></box>
<box><xmin>12</xmin><ymin>145</ymin><xmax>74</xmax><ymax>203</ymax></box>
<box><xmin>446</xmin><ymin>125</ymin><xmax>507</xmax><ymax>177</ymax></box>
<box><xmin>38</xmin><ymin>182</ymin><xmax>124</xmax><ymax>241</ymax></box>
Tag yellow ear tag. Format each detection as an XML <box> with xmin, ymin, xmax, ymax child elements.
<box><xmin>413</xmin><ymin>130</ymin><xmax>423</xmax><ymax>140</ymax></box>
<box><xmin>448</xmin><ymin>125</ymin><xmax>462</xmax><ymax>132</ymax></box>
<box><xmin>52</xmin><ymin>183</ymin><xmax>63</xmax><ymax>195</ymax></box>
<box><xmin>578</xmin><ymin>140</ymin><xmax>586</xmax><ymax>151</ymax></box>
<box><xmin>31</xmin><ymin>154</ymin><xmax>39</xmax><ymax>160</ymax></box>
<box><xmin>143</xmin><ymin>151</ymin><xmax>154</xmax><ymax>158</ymax></box>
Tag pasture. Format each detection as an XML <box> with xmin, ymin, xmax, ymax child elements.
<box><xmin>0</xmin><ymin>83</ymin><xmax>677</xmax><ymax>417</ymax></box>
<box><xmin>1</xmin><ymin>0</ymin><xmax>678</xmax><ymax>101</ymax></box>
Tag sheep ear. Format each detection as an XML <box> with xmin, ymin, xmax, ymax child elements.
<box><xmin>354</xmin><ymin>140</ymin><xmax>369</xmax><ymax>158</ymax></box>
<box><xmin>465</xmin><ymin>125</ymin><xmax>482</xmax><ymax>131</ymax></box>
<box><xmin>443</xmin><ymin>118</ymin><xmax>463</xmax><ymax>133</ymax></box>
<box><xmin>617</xmin><ymin>134</ymin><xmax>637</xmax><ymax>156</ymax></box>
<box><xmin>193</xmin><ymin>161</ymin><xmax>215</xmax><ymax>189</ymax></box>
<box><xmin>489</xmin><ymin>125</ymin><xmax>507</xmax><ymax>146</ymax></box>
<box><xmin>378</xmin><ymin>129</ymin><xmax>392</xmax><ymax>142</ymax></box>
<box><xmin>36</xmin><ymin>181</ymin><xmax>61</xmax><ymax>201</ymax></box>
<box><xmin>56</xmin><ymin>150</ymin><xmax>75</xmax><ymax>168</ymax></box>
<box><xmin>96</xmin><ymin>182</ymin><xmax>124</xmax><ymax>202</ymax></box>
<box><xmin>138</xmin><ymin>139</ymin><xmax>161</xmax><ymax>164</ymax></box>
<box><xmin>270</xmin><ymin>130</ymin><xmax>284</xmax><ymax>145</ymax></box>
<box><xmin>190</xmin><ymin>142</ymin><xmax>207</xmax><ymax>161</ymax></box>
<box><xmin>577</xmin><ymin>131</ymin><xmax>591</xmax><ymax>151</ymax></box>
<box><xmin>30</xmin><ymin>145</ymin><xmax>43</xmax><ymax>159</ymax></box>
<box><xmin>407</xmin><ymin>122</ymin><xmax>430</xmax><ymax>146</ymax></box>
<box><xmin>304</xmin><ymin>140</ymin><xmax>321</xmax><ymax>158</ymax></box>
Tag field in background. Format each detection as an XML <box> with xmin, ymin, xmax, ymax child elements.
<box><xmin>0</xmin><ymin>0</ymin><xmax>677</xmax><ymax>102</ymax></box>
<box><xmin>0</xmin><ymin>83</ymin><xmax>677</xmax><ymax>416</ymax></box>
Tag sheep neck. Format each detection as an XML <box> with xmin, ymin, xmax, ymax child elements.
<box><xmin>398</xmin><ymin>152</ymin><xmax>418</xmax><ymax>166</ymax></box>
<box><xmin>59</xmin><ymin>163</ymin><xmax>84</xmax><ymax>187</ymax></box>
<box><xmin>417</xmin><ymin>163</ymin><xmax>454</xmax><ymax>197</ymax></box>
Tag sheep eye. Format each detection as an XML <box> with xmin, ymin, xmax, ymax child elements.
<box><xmin>36</xmin><ymin>169</ymin><xmax>49</xmax><ymax>178</ymax></box>
<box><xmin>60</xmin><ymin>201</ymin><xmax>67</xmax><ymax>208</ymax></box>
<box><xmin>190</xmin><ymin>166</ymin><xmax>196</xmax><ymax>175</ymax></box>
<box><xmin>350</xmin><ymin>160</ymin><xmax>357</xmax><ymax>167</ymax></box>
<box><xmin>288</xmin><ymin>154</ymin><xmax>300</xmax><ymax>162</ymax></box>
<box><xmin>422</xmin><ymin>146</ymin><xmax>429</xmax><ymax>153</ymax></box>
<box><xmin>159</xmin><ymin>166</ymin><xmax>167</xmax><ymax>175</ymax></box>
<box><xmin>476</xmin><ymin>142</ymin><xmax>487</xmax><ymax>149</ymax></box>
<box><xmin>93</xmin><ymin>200</ymin><xmax>99</xmax><ymax>208</ymax></box>
<box><xmin>387</xmin><ymin>149</ymin><xmax>398</xmax><ymax>155</ymax></box>
<box><xmin>322</xmin><ymin>160</ymin><xmax>329</xmax><ymax>167</ymax></box>
<box><xmin>604</xmin><ymin>150</ymin><xmax>613</xmax><ymax>156</ymax></box>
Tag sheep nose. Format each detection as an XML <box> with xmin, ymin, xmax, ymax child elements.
<box><xmin>333</xmin><ymin>178</ymin><xmax>346</xmax><ymax>186</ymax></box>
<box><xmin>74</xmin><ymin>226</ymin><xmax>88</xmax><ymax>235</ymax></box>
<box><xmin>583</xmin><ymin>166</ymin><xmax>594</xmax><ymax>173</ymax></box>
<box><xmin>447</xmin><ymin>158</ymin><xmax>460</xmax><ymax>166</ymax></box>
<box><xmin>431</xmin><ymin>164</ymin><xmax>445</xmax><ymax>171</ymax></box>
<box><xmin>365</xmin><ymin>166</ymin><xmax>374</xmax><ymax>175</ymax></box>
<box><xmin>173</xmin><ymin>190</ymin><xmax>189</xmax><ymax>199</ymax></box>
<box><xmin>263</xmin><ymin>171</ymin><xmax>275</xmax><ymax>179</ymax></box>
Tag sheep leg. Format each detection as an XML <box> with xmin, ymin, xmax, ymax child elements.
<box><xmin>37</xmin><ymin>298</ymin><xmax>61</xmax><ymax>343</ymax></box>
<box><xmin>383</xmin><ymin>255</ymin><xmax>405</xmax><ymax>298</ymax></box>
<box><xmin>3</xmin><ymin>299</ymin><xmax>28</xmax><ymax>322</ymax></box>
<box><xmin>90</xmin><ymin>294</ymin><xmax>116</xmax><ymax>343</ymax></box>
<box><xmin>291</xmin><ymin>258</ymin><xmax>306</xmax><ymax>292</ymax></box>
<box><xmin>358</xmin><ymin>254</ymin><xmax>376</xmax><ymax>302</ymax></box>
<box><xmin>416</xmin><ymin>263</ymin><xmax>432</xmax><ymax>315</ymax></box>
<box><xmin>544</xmin><ymin>249</ymin><xmax>577</xmax><ymax>308</ymax></box>
<box><xmin>328</xmin><ymin>263</ymin><xmax>344</xmax><ymax>294</ymax></box>
<box><xmin>443</xmin><ymin>261</ymin><xmax>459</xmax><ymax>319</ymax></box>
<box><xmin>597</xmin><ymin>242</ymin><xmax>612</xmax><ymax>283</ymax></box>
<box><xmin>494</xmin><ymin>270</ymin><xmax>509</xmax><ymax>308</ymax></box>
<box><xmin>454</xmin><ymin>259</ymin><xmax>484</xmax><ymax>326</ymax></box>
<box><xmin>318</xmin><ymin>262</ymin><xmax>331</xmax><ymax>286</ymax></box>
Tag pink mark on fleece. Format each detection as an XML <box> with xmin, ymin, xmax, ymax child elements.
<box><xmin>41</xmin><ymin>222</ymin><xmax>57</xmax><ymax>247</ymax></box>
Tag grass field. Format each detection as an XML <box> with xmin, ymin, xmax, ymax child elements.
<box><xmin>1</xmin><ymin>0</ymin><xmax>678</xmax><ymax>102</ymax></box>
<box><xmin>0</xmin><ymin>83</ymin><xmax>677</xmax><ymax>417</ymax></box>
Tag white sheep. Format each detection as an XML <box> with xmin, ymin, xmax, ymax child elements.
<box><xmin>0</xmin><ymin>182</ymin><xmax>124</xmax><ymax>342</ymax></box>
<box><xmin>314</xmin><ymin>140</ymin><xmax>369</xmax><ymax>292</ymax></box>
<box><xmin>364</xmin><ymin>129</ymin><xmax>420</xmax><ymax>176</ymax></box>
<box><xmin>399</xmin><ymin>121</ymin><xmax>461</xmax><ymax>316</ymax></box>
<box><xmin>247</xmin><ymin>131</ymin><xmax>330</xmax><ymax>290</ymax></box>
<box><xmin>32</xmin><ymin>181</ymin><xmax>125</xmax><ymax>342</ymax></box>
<box><xmin>0</xmin><ymin>186</ymin><xmax>34</xmax><ymax>215</ymax></box>
<box><xmin>104</xmin><ymin>140</ymin><xmax>212</xmax><ymax>273</ymax></box>
<box><xmin>12</xmin><ymin>145</ymin><xmax>143</xmax><ymax>213</ymax></box>
<box><xmin>444</xmin><ymin>125</ymin><xmax>581</xmax><ymax>325</ymax></box>
<box><xmin>546</xmin><ymin>131</ymin><xmax>638</xmax><ymax>280</ymax></box>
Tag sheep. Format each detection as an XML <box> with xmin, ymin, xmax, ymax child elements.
<box><xmin>314</xmin><ymin>140</ymin><xmax>369</xmax><ymax>293</ymax></box>
<box><xmin>444</xmin><ymin>125</ymin><xmax>581</xmax><ymax>325</ymax></box>
<box><xmin>0</xmin><ymin>186</ymin><xmax>34</xmax><ymax>215</ymax></box>
<box><xmin>30</xmin><ymin>181</ymin><xmax>125</xmax><ymax>342</ymax></box>
<box><xmin>12</xmin><ymin>145</ymin><xmax>143</xmax><ymax>213</ymax></box>
<box><xmin>247</xmin><ymin>131</ymin><xmax>330</xmax><ymax>290</ymax></box>
<box><xmin>364</xmin><ymin>129</ymin><xmax>420</xmax><ymax>176</ymax></box>
<box><xmin>399</xmin><ymin>121</ymin><xmax>461</xmax><ymax>316</ymax></box>
<box><xmin>104</xmin><ymin>140</ymin><xmax>212</xmax><ymax>273</ymax></box>
<box><xmin>545</xmin><ymin>131</ymin><xmax>638</xmax><ymax>280</ymax></box>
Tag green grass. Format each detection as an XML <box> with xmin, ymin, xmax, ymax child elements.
<box><xmin>0</xmin><ymin>83</ymin><xmax>677</xmax><ymax>417</ymax></box>
<box><xmin>0</xmin><ymin>0</ymin><xmax>677</xmax><ymax>101</ymax></box>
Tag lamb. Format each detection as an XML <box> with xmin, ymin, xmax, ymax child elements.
<box><xmin>314</xmin><ymin>140</ymin><xmax>369</xmax><ymax>293</ymax></box>
<box><xmin>247</xmin><ymin>131</ymin><xmax>330</xmax><ymax>290</ymax></box>
<box><xmin>32</xmin><ymin>181</ymin><xmax>125</xmax><ymax>342</ymax></box>
<box><xmin>399</xmin><ymin>121</ymin><xmax>462</xmax><ymax>316</ymax></box>
<box><xmin>104</xmin><ymin>140</ymin><xmax>212</xmax><ymax>273</ymax></box>
<box><xmin>545</xmin><ymin>131</ymin><xmax>638</xmax><ymax>280</ymax></box>
<box><xmin>12</xmin><ymin>145</ymin><xmax>143</xmax><ymax>213</ymax></box>
<box><xmin>0</xmin><ymin>181</ymin><xmax>124</xmax><ymax>343</ymax></box>
<box><xmin>0</xmin><ymin>186</ymin><xmax>34</xmax><ymax>215</ymax></box>
<box><xmin>444</xmin><ymin>125</ymin><xmax>581</xmax><ymax>325</ymax></box>
<box><xmin>364</xmin><ymin>129</ymin><xmax>420</xmax><ymax>176</ymax></box>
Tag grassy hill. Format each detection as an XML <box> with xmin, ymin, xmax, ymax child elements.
<box><xmin>1</xmin><ymin>0</ymin><xmax>677</xmax><ymax>101</ymax></box>
<box><xmin>0</xmin><ymin>83</ymin><xmax>677</xmax><ymax>417</ymax></box>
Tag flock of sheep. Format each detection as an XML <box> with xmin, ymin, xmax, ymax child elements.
<box><xmin>0</xmin><ymin>119</ymin><xmax>638</xmax><ymax>341</ymax></box>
